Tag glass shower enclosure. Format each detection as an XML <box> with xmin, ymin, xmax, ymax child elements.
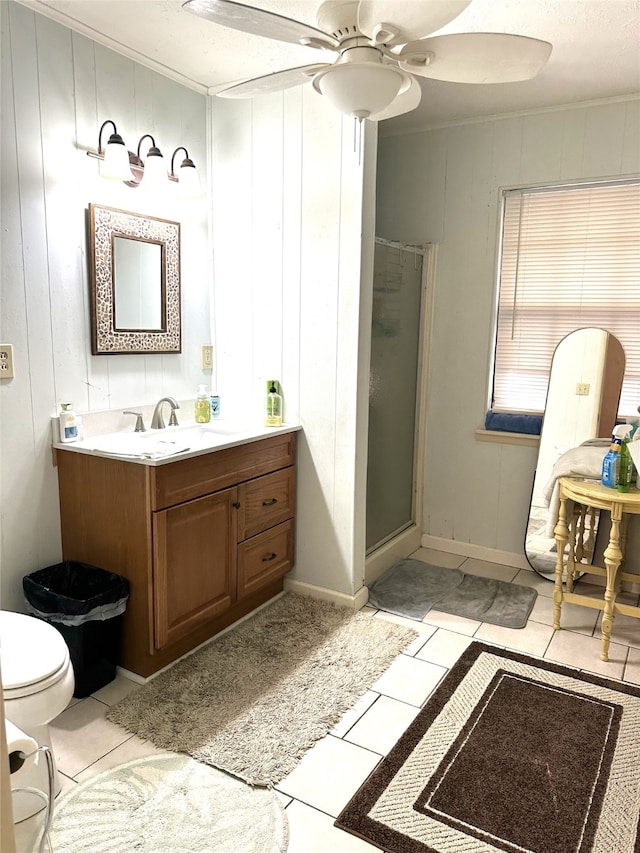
<box><xmin>366</xmin><ymin>238</ymin><xmax>427</xmax><ymax>554</ymax></box>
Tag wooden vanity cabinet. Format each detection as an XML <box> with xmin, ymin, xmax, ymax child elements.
<box><xmin>56</xmin><ymin>431</ymin><xmax>296</xmax><ymax>677</ymax></box>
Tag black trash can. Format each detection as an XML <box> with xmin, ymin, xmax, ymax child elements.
<box><xmin>23</xmin><ymin>561</ymin><xmax>129</xmax><ymax>698</ymax></box>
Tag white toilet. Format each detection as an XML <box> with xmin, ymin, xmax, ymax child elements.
<box><xmin>0</xmin><ymin>610</ymin><xmax>75</xmax><ymax>822</ymax></box>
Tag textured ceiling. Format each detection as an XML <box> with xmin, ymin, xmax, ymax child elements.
<box><xmin>17</xmin><ymin>0</ymin><xmax>640</xmax><ymax>132</ymax></box>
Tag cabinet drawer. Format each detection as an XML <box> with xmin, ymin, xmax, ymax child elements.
<box><xmin>152</xmin><ymin>432</ymin><xmax>296</xmax><ymax>509</ymax></box>
<box><xmin>237</xmin><ymin>467</ymin><xmax>295</xmax><ymax>540</ymax></box>
<box><xmin>237</xmin><ymin>520</ymin><xmax>294</xmax><ymax>598</ymax></box>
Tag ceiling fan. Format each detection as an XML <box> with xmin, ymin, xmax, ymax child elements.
<box><xmin>183</xmin><ymin>0</ymin><xmax>552</xmax><ymax>122</ymax></box>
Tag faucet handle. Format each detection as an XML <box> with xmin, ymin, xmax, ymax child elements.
<box><xmin>123</xmin><ymin>411</ymin><xmax>146</xmax><ymax>432</ymax></box>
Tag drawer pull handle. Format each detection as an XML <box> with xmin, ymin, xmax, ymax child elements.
<box><xmin>232</xmin><ymin>502</ymin><xmax>241</xmax><ymax>509</ymax></box>
<box><xmin>262</xmin><ymin>552</ymin><xmax>277</xmax><ymax>562</ymax></box>
<box><xmin>262</xmin><ymin>498</ymin><xmax>278</xmax><ymax>507</ymax></box>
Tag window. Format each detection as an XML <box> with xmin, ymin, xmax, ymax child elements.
<box><xmin>491</xmin><ymin>180</ymin><xmax>640</xmax><ymax>418</ymax></box>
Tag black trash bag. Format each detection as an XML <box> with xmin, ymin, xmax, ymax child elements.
<box><xmin>23</xmin><ymin>561</ymin><xmax>130</xmax><ymax>698</ymax></box>
<box><xmin>23</xmin><ymin>561</ymin><xmax>129</xmax><ymax>625</ymax></box>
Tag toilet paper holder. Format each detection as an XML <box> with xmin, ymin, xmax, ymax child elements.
<box><xmin>10</xmin><ymin>744</ymin><xmax>55</xmax><ymax>853</ymax></box>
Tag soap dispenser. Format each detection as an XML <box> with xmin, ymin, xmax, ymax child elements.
<box><xmin>195</xmin><ymin>385</ymin><xmax>211</xmax><ymax>423</ymax></box>
<box><xmin>58</xmin><ymin>402</ymin><xmax>78</xmax><ymax>443</ymax></box>
<box><xmin>265</xmin><ymin>380</ymin><xmax>283</xmax><ymax>427</ymax></box>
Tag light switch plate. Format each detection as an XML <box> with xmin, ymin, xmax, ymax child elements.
<box><xmin>575</xmin><ymin>383</ymin><xmax>590</xmax><ymax>396</ymax></box>
<box><xmin>201</xmin><ymin>345</ymin><xmax>213</xmax><ymax>370</ymax></box>
<box><xmin>0</xmin><ymin>345</ymin><xmax>14</xmax><ymax>378</ymax></box>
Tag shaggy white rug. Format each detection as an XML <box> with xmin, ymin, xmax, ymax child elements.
<box><xmin>48</xmin><ymin>753</ymin><xmax>288</xmax><ymax>852</ymax></box>
<box><xmin>107</xmin><ymin>593</ymin><xmax>417</xmax><ymax>786</ymax></box>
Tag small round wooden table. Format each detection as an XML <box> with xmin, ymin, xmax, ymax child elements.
<box><xmin>553</xmin><ymin>476</ymin><xmax>640</xmax><ymax>662</ymax></box>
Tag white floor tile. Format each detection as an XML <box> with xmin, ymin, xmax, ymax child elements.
<box><xmin>415</xmin><ymin>628</ymin><xmax>475</xmax><ymax>668</ymax></box>
<box><xmin>545</xmin><ymin>629</ymin><xmax>627</xmax><ymax>679</ymax></box>
<box><xmin>529</xmin><ymin>594</ymin><xmax>599</xmax><ymax>635</ymax></box>
<box><xmin>285</xmin><ymin>800</ymin><xmax>380</xmax><ymax>852</ymax></box>
<box><xmin>276</xmin><ymin>735</ymin><xmax>380</xmax><ymax>817</ymax></box>
<box><xmin>49</xmin><ymin>697</ymin><xmax>133</xmax><ymax>778</ymax></box>
<box><xmin>409</xmin><ymin>547</ymin><xmax>466</xmax><ymax>569</ymax></box>
<box><xmin>511</xmin><ymin>569</ymin><xmax>556</xmax><ymax>598</ymax></box>
<box><xmin>475</xmin><ymin>617</ymin><xmax>555</xmax><ymax>658</ymax></box>
<box><xmin>331</xmin><ymin>691</ymin><xmax>378</xmax><ymax>738</ymax></box>
<box><xmin>422</xmin><ymin>608</ymin><xmax>481</xmax><ymax>636</ymax></box>
<box><xmin>370</xmin><ymin>652</ymin><xmax>446</xmax><ymax>706</ymax></box>
<box><xmin>74</xmin><ymin>735</ymin><xmax>166</xmax><ymax>783</ymax></box>
<box><xmin>624</xmin><ymin>646</ymin><xmax>640</xmax><ymax>685</ymax></box>
<box><xmin>459</xmin><ymin>558</ymin><xmax>520</xmax><ymax>582</ymax></box>
<box><xmin>344</xmin><ymin>695</ymin><xmax>420</xmax><ymax>755</ymax></box>
<box><xmin>594</xmin><ymin>609</ymin><xmax>640</xmax><ymax>649</ymax></box>
<box><xmin>90</xmin><ymin>672</ymin><xmax>139</xmax><ymax>706</ymax></box>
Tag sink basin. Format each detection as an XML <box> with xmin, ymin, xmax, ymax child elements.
<box><xmin>84</xmin><ymin>421</ymin><xmax>251</xmax><ymax>459</ymax></box>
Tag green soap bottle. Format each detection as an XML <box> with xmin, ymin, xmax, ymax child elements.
<box><xmin>618</xmin><ymin>436</ymin><xmax>634</xmax><ymax>493</ymax></box>
<box><xmin>195</xmin><ymin>384</ymin><xmax>211</xmax><ymax>423</ymax></box>
<box><xmin>265</xmin><ymin>380</ymin><xmax>283</xmax><ymax>427</ymax></box>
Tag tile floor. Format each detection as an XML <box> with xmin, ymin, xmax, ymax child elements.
<box><xmin>13</xmin><ymin>547</ymin><xmax>640</xmax><ymax>852</ymax></box>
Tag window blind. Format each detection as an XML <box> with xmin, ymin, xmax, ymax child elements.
<box><xmin>493</xmin><ymin>180</ymin><xmax>640</xmax><ymax>417</ymax></box>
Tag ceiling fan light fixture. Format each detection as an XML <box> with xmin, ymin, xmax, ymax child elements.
<box><xmin>316</xmin><ymin>61</ymin><xmax>404</xmax><ymax>119</ymax></box>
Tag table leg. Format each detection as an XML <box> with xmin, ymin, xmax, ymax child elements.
<box><xmin>601</xmin><ymin>506</ymin><xmax>624</xmax><ymax>662</ymax></box>
<box><xmin>567</xmin><ymin>502</ymin><xmax>580</xmax><ymax>592</ymax></box>
<box><xmin>553</xmin><ymin>496</ymin><xmax>569</xmax><ymax>630</ymax></box>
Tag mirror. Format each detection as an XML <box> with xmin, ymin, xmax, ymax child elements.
<box><xmin>88</xmin><ymin>204</ymin><xmax>181</xmax><ymax>354</ymax></box>
<box><xmin>113</xmin><ymin>237</ymin><xmax>163</xmax><ymax>330</ymax></box>
<box><xmin>525</xmin><ymin>328</ymin><xmax>625</xmax><ymax>577</ymax></box>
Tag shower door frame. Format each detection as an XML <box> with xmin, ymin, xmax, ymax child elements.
<box><xmin>364</xmin><ymin>239</ymin><xmax>435</xmax><ymax>587</ymax></box>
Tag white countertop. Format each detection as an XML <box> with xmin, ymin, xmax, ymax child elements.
<box><xmin>52</xmin><ymin>420</ymin><xmax>301</xmax><ymax>466</ymax></box>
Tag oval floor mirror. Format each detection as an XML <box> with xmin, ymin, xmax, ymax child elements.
<box><xmin>525</xmin><ymin>328</ymin><xmax>625</xmax><ymax>578</ymax></box>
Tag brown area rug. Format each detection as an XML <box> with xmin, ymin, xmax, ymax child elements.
<box><xmin>336</xmin><ymin>642</ymin><xmax>640</xmax><ymax>852</ymax></box>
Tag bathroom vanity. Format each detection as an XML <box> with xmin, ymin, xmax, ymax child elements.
<box><xmin>54</xmin><ymin>427</ymin><xmax>298</xmax><ymax>678</ymax></box>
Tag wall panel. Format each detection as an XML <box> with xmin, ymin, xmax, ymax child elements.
<box><xmin>210</xmin><ymin>86</ymin><xmax>373</xmax><ymax>597</ymax></box>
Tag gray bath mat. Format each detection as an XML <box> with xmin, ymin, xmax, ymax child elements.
<box><xmin>368</xmin><ymin>559</ymin><xmax>537</xmax><ymax>628</ymax></box>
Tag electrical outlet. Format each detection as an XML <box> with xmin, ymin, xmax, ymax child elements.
<box><xmin>576</xmin><ymin>382</ymin><xmax>590</xmax><ymax>396</ymax></box>
<box><xmin>0</xmin><ymin>344</ymin><xmax>14</xmax><ymax>379</ymax></box>
<box><xmin>201</xmin><ymin>345</ymin><xmax>213</xmax><ymax>370</ymax></box>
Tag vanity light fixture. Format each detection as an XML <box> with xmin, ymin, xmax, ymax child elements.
<box><xmin>87</xmin><ymin>120</ymin><xmax>203</xmax><ymax>197</ymax></box>
<box><xmin>169</xmin><ymin>147</ymin><xmax>204</xmax><ymax>199</ymax></box>
<box><xmin>132</xmin><ymin>134</ymin><xmax>166</xmax><ymax>189</ymax></box>
<box><xmin>94</xmin><ymin>120</ymin><xmax>132</xmax><ymax>181</ymax></box>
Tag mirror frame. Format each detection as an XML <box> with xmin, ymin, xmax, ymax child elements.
<box><xmin>88</xmin><ymin>204</ymin><xmax>181</xmax><ymax>354</ymax></box>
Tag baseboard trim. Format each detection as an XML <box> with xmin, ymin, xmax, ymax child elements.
<box><xmin>421</xmin><ymin>534</ymin><xmax>531</xmax><ymax>571</ymax></box>
<box><xmin>284</xmin><ymin>578</ymin><xmax>369</xmax><ymax>611</ymax></box>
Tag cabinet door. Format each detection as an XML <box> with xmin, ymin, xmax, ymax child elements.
<box><xmin>153</xmin><ymin>488</ymin><xmax>237</xmax><ymax>649</ymax></box>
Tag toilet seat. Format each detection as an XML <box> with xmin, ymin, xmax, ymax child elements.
<box><xmin>0</xmin><ymin>611</ymin><xmax>71</xmax><ymax>697</ymax></box>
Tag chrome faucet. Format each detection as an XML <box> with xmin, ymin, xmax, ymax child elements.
<box><xmin>150</xmin><ymin>397</ymin><xmax>180</xmax><ymax>430</ymax></box>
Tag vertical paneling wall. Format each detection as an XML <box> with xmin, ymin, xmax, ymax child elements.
<box><xmin>0</xmin><ymin>2</ymin><xmax>209</xmax><ymax>610</ymax></box>
<box><xmin>376</xmin><ymin>98</ymin><xmax>640</xmax><ymax>560</ymax></box>
<box><xmin>210</xmin><ymin>93</ymin><xmax>376</xmax><ymax>597</ymax></box>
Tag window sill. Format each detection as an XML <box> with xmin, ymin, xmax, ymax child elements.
<box><xmin>475</xmin><ymin>429</ymin><xmax>540</xmax><ymax>448</ymax></box>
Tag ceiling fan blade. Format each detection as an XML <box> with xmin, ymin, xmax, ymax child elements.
<box><xmin>368</xmin><ymin>75</ymin><xmax>422</xmax><ymax>121</ymax></box>
<box><xmin>398</xmin><ymin>33</ymin><xmax>552</xmax><ymax>83</ymax></box>
<box><xmin>183</xmin><ymin>0</ymin><xmax>339</xmax><ymax>49</ymax></box>
<box><xmin>358</xmin><ymin>0</ymin><xmax>471</xmax><ymax>45</ymax></box>
<box><xmin>216</xmin><ymin>64</ymin><xmax>332</xmax><ymax>98</ymax></box>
